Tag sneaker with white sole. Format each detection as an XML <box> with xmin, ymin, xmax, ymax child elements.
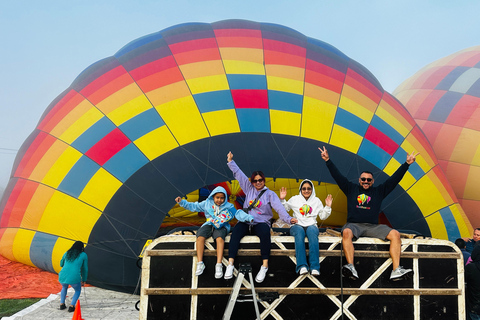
<box><xmin>342</xmin><ymin>263</ymin><xmax>359</xmax><ymax>280</ymax></box>
<box><xmin>311</xmin><ymin>269</ymin><xmax>320</xmax><ymax>276</ymax></box>
<box><xmin>215</xmin><ymin>263</ymin><xmax>223</xmax><ymax>279</ymax></box>
<box><xmin>299</xmin><ymin>267</ymin><xmax>308</xmax><ymax>275</ymax></box>
<box><xmin>195</xmin><ymin>262</ymin><xmax>205</xmax><ymax>276</ymax></box>
<box><xmin>390</xmin><ymin>266</ymin><xmax>412</xmax><ymax>280</ymax></box>
<box><xmin>224</xmin><ymin>264</ymin><xmax>234</xmax><ymax>279</ymax></box>
<box><xmin>255</xmin><ymin>266</ymin><xmax>268</xmax><ymax>283</ymax></box>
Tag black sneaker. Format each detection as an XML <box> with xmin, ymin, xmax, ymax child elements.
<box><xmin>59</xmin><ymin>303</ymin><xmax>66</xmax><ymax>310</ymax></box>
<box><xmin>68</xmin><ymin>305</ymin><xmax>75</xmax><ymax>312</ymax></box>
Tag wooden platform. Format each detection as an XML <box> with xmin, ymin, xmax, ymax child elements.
<box><xmin>139</xmin><ymin>233</ymin><xmax>465</xmax><ymax>320</ymax></box>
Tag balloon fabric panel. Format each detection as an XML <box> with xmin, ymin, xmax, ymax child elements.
<box><xmin>394</xmin><ymin>45</ymin><xmax>480</xmax><ymax>228</ymax></box>
<box><xmin>0</xmin><ymin>20</ymin><xmax>471</xmax><ymax>292</ymax></box>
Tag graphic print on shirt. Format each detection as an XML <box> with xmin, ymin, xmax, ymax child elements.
<box><xmin>357</xmin><ymin>194</ymin><xmax>371</xmax><ymax>210</ymax></box>
<box><xmin>211</xmin><ymin>206</ymin><xmax>233</xmax><ymax>228</ymax></box>
<box><xmin>299</xmin><ymin>204</ymin><xmax>313</xmax><ymax>216</ymax></box>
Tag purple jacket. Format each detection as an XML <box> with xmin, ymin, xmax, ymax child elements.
<box><xmin>227</xmin><ymin>160</ymin><xmax>291</xmax><ymax>226</ymax></box>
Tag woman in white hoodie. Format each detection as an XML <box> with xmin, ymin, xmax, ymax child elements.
<box><xmin>280</xmin><ymin>180</ymin><xmax>333</xmax><ymax>275</ymax></box>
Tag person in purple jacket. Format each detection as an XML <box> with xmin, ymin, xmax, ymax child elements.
<box><xmin>225</xmin><ymin>151</ymin><xmax>295</xmax><ymax>283</ymax></box>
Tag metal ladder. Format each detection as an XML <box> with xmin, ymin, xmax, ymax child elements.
<box><xmin>223</xmin><ymin>263</ymin><xmax>261</xmax><ymax>320</ymax></box>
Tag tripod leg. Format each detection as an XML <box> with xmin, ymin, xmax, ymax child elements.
<box><xmin>223</xmin><ymin>272</ymin><xmax>245</xmax><ymax>320</ymax></box>
<box><xmin>248</xmin><ymin>272</ymin><xmax>261</xmax><ymax>320</ymax></box>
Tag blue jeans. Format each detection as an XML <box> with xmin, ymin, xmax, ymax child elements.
<box><xmin>60</xmin><ymin>282</ymin><xmax>81</xmax><ymax>306</ymax></box>
<box><xmin>290</xmin><ymin>224</ymin><xmax>320</xmax><ymax>273</ymax></box>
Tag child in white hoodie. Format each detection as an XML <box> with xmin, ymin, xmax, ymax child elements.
<box><xmin>280</xmin><ymin>180</ymin><xmax>333</xmax><ymax>275</ymax></box>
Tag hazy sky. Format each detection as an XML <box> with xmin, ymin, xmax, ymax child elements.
<box><xmin>1</xmin><ymin>1</ymin><xmax>479</xmax><ymax>190</ymax></box>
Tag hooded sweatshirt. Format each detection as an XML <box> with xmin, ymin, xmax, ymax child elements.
<box><xmin>326</xmin><ymin>159</ymin><xmax>409</xmax><ymax>224</ymax></box>
<box><xmin>281</xmin><ymin>179</ymin><xmax>331</xmax><ymax>227</ymax></box>
<box><xmin>227</xmin><ymin>160</ymin><xmax>292</xmax><ymax>226</ymax></box>
<box><xmin>179</xmin><ymin>186</ymin><xmax>253</xmax><ymax>232</ymax></box>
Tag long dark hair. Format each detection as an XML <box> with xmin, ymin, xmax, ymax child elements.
<box><xmin>66</xmin><ymin>241</ymin><xmax>85</xmax><ymax>262</ymax></box>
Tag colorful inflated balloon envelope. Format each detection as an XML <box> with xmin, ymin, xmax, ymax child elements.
<box><xmin>394</xmin><ymin>45</ymin><xmax>480</xmax><ymax>229</ymax></box>
<box><xmin>0</xmin><ymin>20</ymin><xmax>471</xmax><ymax>292</ymax></box>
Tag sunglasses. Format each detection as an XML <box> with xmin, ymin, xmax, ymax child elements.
<box><xmin>360</xmin><ymin>177</ymin><xmax>373</xmax><ymax>182</ymax></box>
<box><xmin>252</xmin><ymin>179</ymin><xmax>264</xmax><ymax>183</ymax></box>
<box><xmin>301</xmin><ymin>187</ymin><xmax>312</xmax><ymax>191</ymax></box>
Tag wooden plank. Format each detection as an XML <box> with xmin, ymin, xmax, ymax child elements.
<box><xmin>146</xmin><ymin>249</ymin><xmax>460</xmax><ymax>259</ymax></box>
<box><xmin>144</xmin><ymin>287</ymin><xmax>461</xmax><ymax>296</ymax></box>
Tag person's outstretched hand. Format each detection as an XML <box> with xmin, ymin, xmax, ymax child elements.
<box><xmin>227</xmin><ymin>151</ymin><xmax>233</xmax><ymax>162</ymax></box>
<box><xmin>318</xmin><ymin>146</ymin><xmax>329</xmax><ymax>161</ymax></box>
<box><xmin>279</xmin><ymin>187</ymin><xmax>287</xmax><ymax>200</ymax></box>
<box><xmin>406</xmin><ymin>151</ymin><xmax>419</xmax><ymax>165</ymax></box>
<box><xmin>175</xmin><ymin>197</ymin><xmax>182</xmax><ymax>203</ymax></box>
<box><xmin>325</xmin><ymin>194</ymin><xmax>333</xmax><ymax>207</ymax></box>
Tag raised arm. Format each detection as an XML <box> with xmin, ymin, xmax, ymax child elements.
<box><xmin>269</xmin><ymin>191</ymin><xmax>296</xmax><ymax>224</ymax></box>
<box><xmin>380</xmin><ymin>151</ymin><xmax>419</xmax><ymax>196</ymax></box>
<box><xmin>279</xmin><ymin>186</ymin><xmax>293</xmax><ymax>213</ymax></box>
<box><xmin>319</xmin><ymin>146</ymin><xmax>350</xmax><ymax>193</ymax></box>
<box><xmin>226</xmin><ymin>151</ymin><xmax>254</xmax><ymax>193</ymax></box>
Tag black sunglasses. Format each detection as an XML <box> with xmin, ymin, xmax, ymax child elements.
<box><xmin>252</xmin><ymin>179</ymin><xmax>264</xmax><ymax>183</ymax></box>
<box><xmin>360</xmin><ymin>177</ymin><xmax>373</xmax><ymax>182</ymax></box>
<box><xmin>301</xmin><ymin>187</ymin><xmax>312</xmax><ymax>191</ymax></box>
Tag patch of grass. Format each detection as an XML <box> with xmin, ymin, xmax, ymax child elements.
<box><xmin>0</xmin><ymin>298</ymin><xmax>41</xmax><ymax>317</ymax></box>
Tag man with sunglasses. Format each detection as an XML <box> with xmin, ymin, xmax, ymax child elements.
<box><xmin>318</xmin><ymin>146</ymin><xmax>419</xmax><ymax>281</ymax></box>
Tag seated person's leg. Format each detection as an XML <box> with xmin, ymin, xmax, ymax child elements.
<box><xmin>290</xmin><ymin>224</ymin><xmax>308</xmax><ymax>273</ymax></box>
<box><xmin>306</xmin><ymin>225</ymin><xmax>320</xmax><ymax>272</ymax></box>
<box><xmin>253</xmin><ymin>223</ymin><xmax>271</xmax><ymax>261</ymax></box>
<box><xmin>228</xmin><ymin>222</ymin><xmax>249</xmax><ymax>260</ymax></box>
<box><xmin>341</xmin><ymin>227</ymin><xmax>355</xmax><ymax>265</ymax></box>
<box><xmin>224</xmin><ymin>222</ymin><xmax>249</xmax><ymax>279</ymax></box>
<box><xmin>212</xmin><ymin>228</ymin><xmax>228</xmax><ymax>278</ymax></box>
<box><xmin>341</xmin><ymin>223</ymin><xmax>360</xmax><ymax>279</ymax></box>
<box><xmin>253</xmin><ymin>223</ymin><xmax>271</xmax><ymax>283</ymax></box>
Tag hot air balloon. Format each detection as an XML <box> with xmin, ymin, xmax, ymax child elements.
<box><xmin>0</xmin><ymin>19</ymin><xmax>471</xmax><ymax>292</ymax></box>
<box><xmin>394</xmin><ymin>46</ymin><xmax>480</xmax><ymax>228</ymax></box>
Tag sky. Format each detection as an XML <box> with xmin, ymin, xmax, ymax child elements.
<box><xmin>1</xmin><ymin>0</ymin><xmax>479</xmax><ymax>192</ymax></box>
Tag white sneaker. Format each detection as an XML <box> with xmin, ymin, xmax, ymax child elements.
<box><xmin>311</xmin><ymin>269</ymin><xmax>320</xmax><ymax>276</ymax></box>
<box><xmin>390</xmin><ymin>266</ymin><xmax>412</xmax><ymax>280</ymax></box>
<box><xmin>195</xmin><ymin>262</ymin><xmax>205</xmax><ymax>276</ymax></box>
<box><xmin>255</xmin><ymin>266</ymin><xmax>268</xmax><ymax>283</ymax></box>
<box><xmin>342</xmin><ymin>263</ymin><xmax>358</xmax><ymax>280</ymax></box>
<box><xmin>299</xmin><ymin>267</ymin><xmax>308</xmax><ymax>275</ymax></box>
<box><xmin>215</xmin><ymin>263</ymin><xmax>223</xmax><ymax>279</ymax></box>
<box><xmin>224</xmin><ymin>264</ymin><xmax>234</xmax><ymax>279</ymax></box>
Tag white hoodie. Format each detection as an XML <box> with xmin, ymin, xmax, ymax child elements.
<box><xmin>281</xmin><ymin>179</ymin><xmax>331</xmax><ymax>227</ymax></box>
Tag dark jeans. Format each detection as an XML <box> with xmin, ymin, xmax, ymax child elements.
<box><xmin>228</xmin><ymin>222</ymin><xmax>271</xmax><ymax>260</ymax></box>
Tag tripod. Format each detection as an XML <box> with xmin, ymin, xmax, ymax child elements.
<box><xmin>222</xmin><ymin>263</ymin><xmax>261</xmax><ymax>320</ymax></box>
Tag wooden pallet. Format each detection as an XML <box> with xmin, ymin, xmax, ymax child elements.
<box><xmin>139</xmin><ymin>234</ymin><xmax>465</xmax><ymax>320</ymax></box>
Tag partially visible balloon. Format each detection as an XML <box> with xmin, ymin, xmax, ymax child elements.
<box><xmin>394</xmin><ymin>46</ymin><xmax>480</xmax><ymax>228</ymax></box>
<box><xmin>0</xmin><ymin>20</ymin><xmax>471</xmax><ymax>292</ymax></box>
